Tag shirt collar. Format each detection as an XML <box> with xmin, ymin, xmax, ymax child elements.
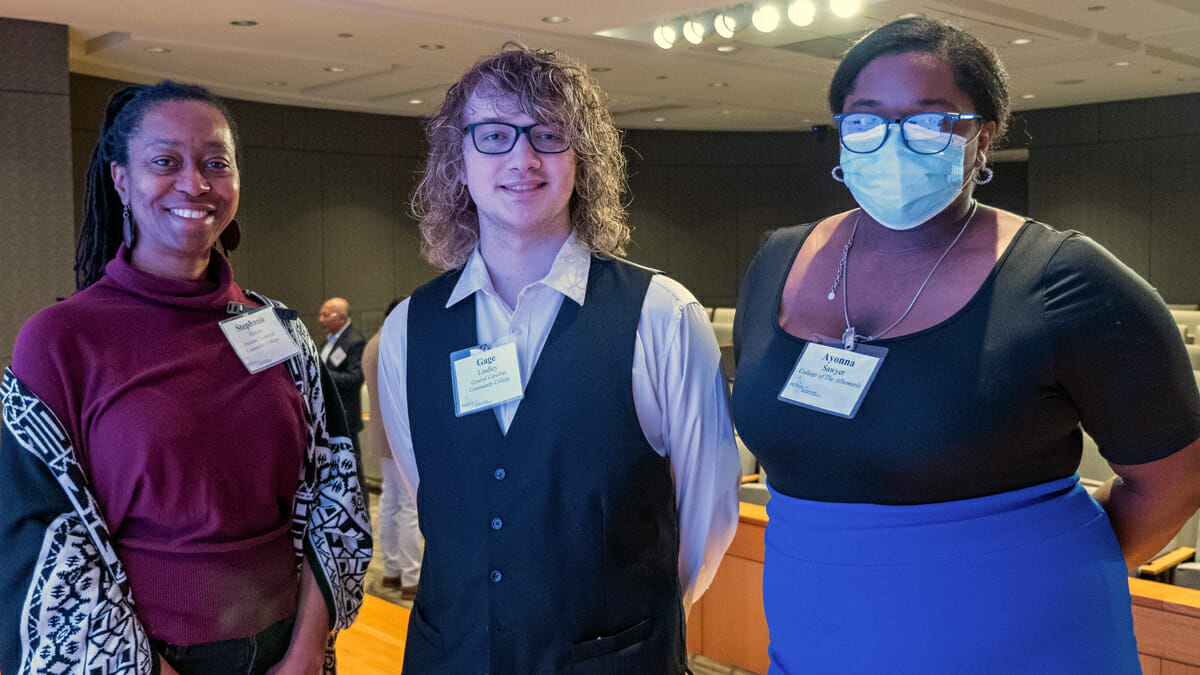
<box><xmin>446</xmin><ymin>232</ymin><xmax>591</xmax><ymax>308</ymax></box>
<box><xmin>326</xmin><ymin>320</ymin><xmax>350</xmax><ymax>343</ymax></box>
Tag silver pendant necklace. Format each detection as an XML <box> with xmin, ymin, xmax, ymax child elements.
<box><xmin>830</xmin><ymin>201</ymin><xmax>979</xmax><ymax>349</ymax></box>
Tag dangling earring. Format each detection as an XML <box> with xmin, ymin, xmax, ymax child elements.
<box><xmin>975</xmin><ymin>164</ymin><xmax>994</xmax><ymax>185</ymax></box>
<box><xmin>831</xmin><ymin>165</ymin><xmax>845</xmax><ymax>183</ymax></box>
<box><xmin>219</xmin><ymin>219</ymin><xmax>241</xmax><ymax>253</ymax></box>
<box><xmin>122</xmin><ymin>204</ymin><xmax>137</xmax><ymax>249</ymax></box>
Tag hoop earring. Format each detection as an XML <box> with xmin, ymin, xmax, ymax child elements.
<box><xmin>831</xmin><ymin>165</ymin><xmax>845</xmax><ymax>183</ymax></box>
<box><xmin>219</xmin><ymin>219</ymin><xmax>241</xmax><ymax>253</ymax></box>
<box><xmin>122</xmin><ymin>204</ymin><xmax>137</xmax><ymax>249</ymax></box>
<box><xmin>975</xmin><ymin>164</ymin><xmax>994</xmax><ymax>185</ymax></box>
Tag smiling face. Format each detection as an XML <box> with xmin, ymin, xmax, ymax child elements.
<box><xmin>111</xmin><ymin>99</ymin><xmax>240</xmax><ymax>280</ymax></box>
<box><xmin>459</xmin><ymin>89</ymin><xmax>576</xmax><ymax>244</ymax></box>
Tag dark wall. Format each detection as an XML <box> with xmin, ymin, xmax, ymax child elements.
<box><xmin>69</xmin><ymin>72</ymin><xmax>1200</xmax><ymax>333</ymax></box>
<box><xmin>1019</xmin><ymin>93</ymin><xmax>1200</xmax><ymax>303</ymax></box>
<box><xmin>0</xmin><ymin>19</ymin><xmax>74</xmax><ymax>363</ymax></box>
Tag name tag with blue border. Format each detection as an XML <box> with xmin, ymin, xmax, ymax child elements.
<box><xmin>219</xmin><ymin>305</ymin><xmax>302</xmax><ymax>374</ymax></box>
<box><xmin>450</xmin><ymin>342</ymin><xmax>524</xmax><ymax>417</ymax></box>
<box><xmin>778</xmin><ymin>341</ymin><xmax>886</xmax><ymax>418</ymax></box>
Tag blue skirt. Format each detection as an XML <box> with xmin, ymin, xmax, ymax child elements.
<box><xmin>762</xmin><ymin>475</ymin><xmax>1140</xmax><ymax>674</ymax></box>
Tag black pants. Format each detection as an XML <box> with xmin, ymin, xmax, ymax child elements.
<box><xmin>151</xmin><ymin>616</ymin><xmax>295</xmax><ymax>675</ymax></box>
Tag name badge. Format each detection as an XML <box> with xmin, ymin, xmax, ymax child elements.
<box><xmin>219</xmin><ymin>306</ymin><xmax>302</xmax><ymax>374</ymax></box>
<box><xmin>329</xmin><ymin>346</ymin><xmax>347</xmax><ymax>367</ymax></box>
<box><xmin>778</xmin><ymin>341</ymin><xmax>886</xmax><ymax>418</ymax></box>
<box><xmin>450</xmin><ymin>342</ymin><xmax>524</xmax><ymax>417</ymax></box>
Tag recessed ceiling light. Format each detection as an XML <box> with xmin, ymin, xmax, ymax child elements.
<box><xmin>590</xmin><ymin>67</ymin><xmax>611</xmax><ymax>73</ymax></box>
<box><xmin>653</xmin><ymin>117</ymin><xmax>667</xmax><ymax>122</ymax></box>
<box><xmin>230</xmin><ymin>20</ymin><xmax>258</xmax><ymax>27</ymax></box>
<box><xmin>709</xmin><ymin>81</ymin><xmax>728</xmax><ymax>87</ymax></box>
<box><xmin>717</xmin><ymin>45</ymin><xmax>738</xmax><ymax>53</ymax></box>
<box><xmin>420</xmin><ymin>44</ymin><xmax>445</xmax><ymax>51</ymax></box>
<box><xmin>897</xmin><ymin>12</ymin><xmax>922</xmax><ymax>19</ymax></box>
<box><xmin>1021</xmin><ymin>93</ymin><xmax>1036</xmax><ymax>99</ymax></box>
<box><xmin>408</xmin><ymin>98</ymin><xmax>423</xmax><ymax>105</ymax></box>
<box><xmin>266</xmin><ymin>81</ymin><xmax>288</xmax><ymax>87</ymax></box>
<box><xmin>338</xmin><ymin>33</ymin><xmax>353</xmax><ymax>38</ymax></box>
<box><xmin>542</xmin><ymin>16</ymin><xmax>570</xmax><ymax>24</ymax></box>
<box><xmin>324</xmin><ymin>66</ymin><xmax>347</xmax><ymax>73</ymax></box>
<box><xmin>144</xmin><ymin>46</ymin><xmax>171</xmax><ymax>54</ymax></box>
<box><xmin>719</xmin><ymin>109</ymin><xmax>732</xmax><ymax>115</ymax></box>
<box><xmin>1110</xmin><ymin>61</ymin><xmax>1131</xmax><ymax>67</ymax></box>
<box><xmin>1010</xmin><ymin>38</ymin><xmax>1032</xmax><ymax>45</ymax></box>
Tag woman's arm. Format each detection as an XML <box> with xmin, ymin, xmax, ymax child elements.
<box><xmin>266</xmin><ymin>561</ymin><xmax>330</xmax><ymax>675</ymax></box>
<box><xmin>1093</xmin><ymin>436</ymin><xmax>1200</xmax><ymax>570</ymax></box>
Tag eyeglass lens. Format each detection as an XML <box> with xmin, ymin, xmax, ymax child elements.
<box><xmin>838</xmin><ymin>113</ymin><xmax>970</xmax><ymax>154</ymax></box>
<box><xmin>469</xmin><ymin>123</ymin><xmax>570</xmax><ymax>154</ymax></box>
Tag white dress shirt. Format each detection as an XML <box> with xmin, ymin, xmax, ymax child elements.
<box><xmin>377</xmin><ymin>233</ymin><xmax>740</xmax><ymax>611</ymax></box>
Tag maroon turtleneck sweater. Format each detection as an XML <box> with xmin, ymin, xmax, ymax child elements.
<box><xmin>12</xmin><ymin>247</ymin><xmax>306</xmax><ymax>645</ymax></box>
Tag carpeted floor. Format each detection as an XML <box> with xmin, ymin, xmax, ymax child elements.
<box><xmin>362</xmin><ymin>489</ymin><xmax>762</xmax><ymax>674</ymax></box>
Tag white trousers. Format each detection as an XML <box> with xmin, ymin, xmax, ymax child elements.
<box><xmin>378</xmin><ymin>457</ymin><xmax>423</xmax><ymax>583</ymax></box>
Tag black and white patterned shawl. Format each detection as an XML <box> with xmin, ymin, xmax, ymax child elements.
<box><xmin>0</xmin><ymin>294</ymin><xmax>371</xmax><ymax>675</ymax></box>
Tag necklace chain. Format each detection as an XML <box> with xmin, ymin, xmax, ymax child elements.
<box><xmin>833</xmin><ymin>201</ymin><xmax>979</xmax><ymax>347</ymax></box>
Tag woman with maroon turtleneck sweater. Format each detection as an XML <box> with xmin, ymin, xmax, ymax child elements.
<box><xmin>0</xmin><ymin>81</ymin><xmax>370</xmax><ymax>675</ymax></box>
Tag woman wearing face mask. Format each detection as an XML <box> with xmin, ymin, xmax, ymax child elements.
<box><xmin>732</xmin><ymin>17</ymin><xmax>1200</xmax><ymax>673</ymax></box>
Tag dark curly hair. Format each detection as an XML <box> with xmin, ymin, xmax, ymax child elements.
<box><xmin>412</xmin><ymin>42</ymin><xmax>629</xmax><ymax>270</ymax></box>
<box><xmin>75</xmin><ymin>80</ymin><xmax>239</xmax><ymax>290</ymax></box>
<box><xmin>829</xmin><ymin>17</ymin><xmax>1010</xmax><ymax>143</ymax></box>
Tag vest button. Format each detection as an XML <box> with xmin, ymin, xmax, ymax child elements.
<box><xmin>494</xmin><ymin>468</ymin><xmax>506</xmax><ymax>480</ymax></box>
<box><xmin>490</xmin><ymin>570</ymin><xmax>503</xmax><ymax>583</ymax></box>
<box><xmin>491</xmin><ymin>517</ymin><xmax>503</xmax><ymax>530</ymax></box>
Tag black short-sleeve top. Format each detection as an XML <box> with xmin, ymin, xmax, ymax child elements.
<box><xmin>731</xmin><ymin>219</ymin><xmax>1200</xmax><ymax>504</ymax></box>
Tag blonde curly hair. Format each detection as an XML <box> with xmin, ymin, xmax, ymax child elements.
<box><xmin>412</xmin><ymin>42</ymin><xmax>630</xmax><ymax>270</ymax></box>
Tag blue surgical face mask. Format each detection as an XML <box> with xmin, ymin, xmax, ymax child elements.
<box><xmin>837</xmin><ymin>130</ymin><xmax>969</xmax><ymax>231</ymax></box>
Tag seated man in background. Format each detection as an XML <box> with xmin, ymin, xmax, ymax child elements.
<box><xmin>377</xmin><ymin>43</ymin><xmax>741</xmax><ymax>674</ymax></box>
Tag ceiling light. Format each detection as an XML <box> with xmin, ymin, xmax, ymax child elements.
<box><xmin>408</xmin><ymin>98</ymin><xmax>423</xmax><ymax>105</ymax></box>
<box><xmin>1010</xmin><ymin>38</ymin><xmax>1032</xmax><ymax>45</ymax></box>
<box><xmin>715</xmin><ymin>5</ymin><xmax>751</xmax><ymax>38</ymax></box>
<box><xmin>653</xmin><ymin>20</ymin><xmax>683</xmax><ymax>49</ymax></box>
<box><xmin>1110</xmin><ymin>61</ymin><xmax>1131</xmax><ymax>67</ymax></box>
<box><xmin>752</xmin><ymin>3</ymin><xmax>782</xmax><ymax>32</ymax></box>
<box><xmin>683</xmin><ymin>14</ymin><xmax>715</xmax><ymax>44</ymax></box>
<box><xmin>829</xmin><ymin>0</ymin><xmax>861</xmax><ymax>18</ymax></box>
<box><xmin>717</xmin><ymin>45</ymin><xmax>739</xmax><ymax>53</ymax></box>
<box><xmin>542</xmin><ymin>16</ymin><xmax>570</xmax><ymax>24</ymax></box>
<box><xmin>324</xmin><ymin>66</ymin><xmax>347</xmax><ymax>73</ymax></box>
<box><xmin>654</xmin><ymin>117</ymin><xmax>667</xmax><ymax>122</ymax></box>
<box><xmin>143</xmin><ymin>46</ymin><xmax>170</xmax><ymax>54</ymax></box>
<box><xmin>709</xmin><ymin>81</ymin><xmax>729</xmax><ymax>87</ymax></box>
<box><xmin>1021</xmin><ymin>93</ymin><xmax>1035</xmax><ymax>99</ymax></box>
<box><xmin>420</xmin><ymin>44</ymin><xmax>445</xmax><ymax>51</ymax></box>
<box><xmin>720</xmin><ymin>109</ymin><xmax>733</xmax><ymax>115</ymax></box>
<box><xmin>897</xmin><ymin>12</ymin><xmax>922</xmax><ymax>19</ymax></box>
<box><xmin>230</xmin><ymin>20</ymin><xmax>258</xmax><ymax>27</ymax></box>
<box><xmin>787</xmin><ymin>0</ymin><xmax>816</xmax><ymax>26</ymax></box>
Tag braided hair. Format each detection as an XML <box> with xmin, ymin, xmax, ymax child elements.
<box><xmin>75</xmin><ymin>81</ymin><xmax>239</xmax><ymax>290</ymax></box>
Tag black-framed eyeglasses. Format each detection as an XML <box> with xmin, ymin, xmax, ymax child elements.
<box><xmin>463</xmin><ymin>122</ymin><xmax>571</xmax><ymax>155</ymax></box>
<box><xmin>832</xmin><ymin>112</ymin><xmax>983</xmax><ymax>155</ymax></box>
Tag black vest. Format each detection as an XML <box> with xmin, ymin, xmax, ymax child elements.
<box><xmin>404</xmin><ymin>257</ymin><xmax>685</xmax><ymax>674</ymax></box>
